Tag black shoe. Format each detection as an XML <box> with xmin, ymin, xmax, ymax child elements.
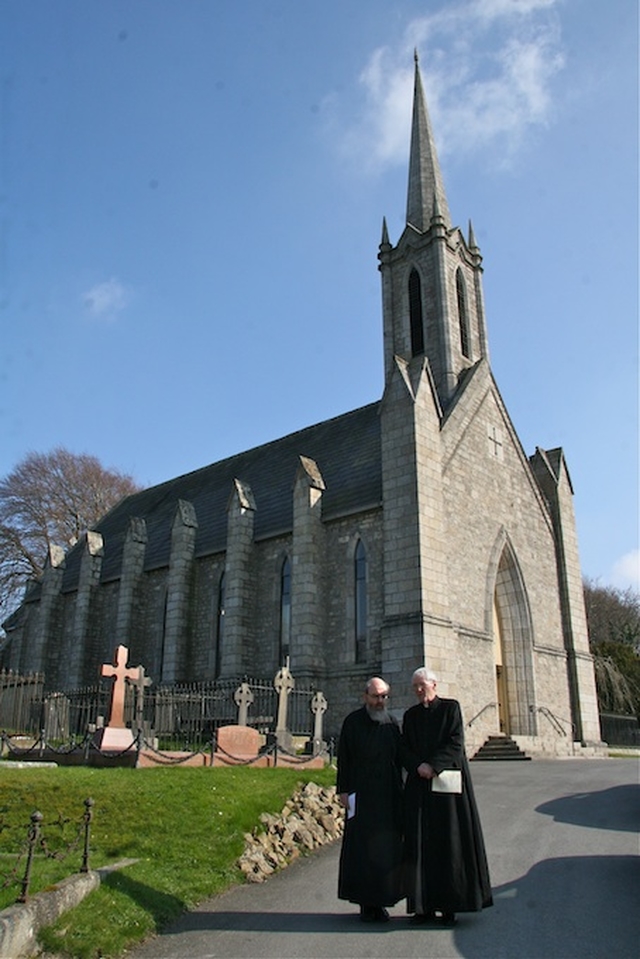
<box><xmin>359</xmin><ymin>905</ymin><xmax>377</xmax><ymax>923</ymax></box>
<box><xmin>410</xmin><ymin>911</ymin><xmax>436</xmax><ymax>924</ymax></box>
<box><xmin>440</xmin><ymin>912</ymin><xmax>456</xmax><ymax>926</ymax></box>
<box><xmin>374</xmin><ymin>907</ymin><xmax>390</xmax><ymax>922</ymax></box>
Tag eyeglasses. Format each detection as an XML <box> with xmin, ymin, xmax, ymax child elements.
<box><xmin>368</xmin><ymin>693</ymin><xmax>389</xmax><ymax>699</ymax></box>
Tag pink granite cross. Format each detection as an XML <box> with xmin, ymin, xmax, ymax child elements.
<box><xmin>101</xmin><ymin>645</ymin><xmax>140</xmax><ymax>729</ymax></box>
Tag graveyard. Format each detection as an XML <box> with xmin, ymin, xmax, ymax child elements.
<box><xmin>1</xmin><ymin>645</ymin><xmax>330</xmax><ymax>770</ymax></box>
<box><xmin>0</xmin><ymin>645</ymin><xmax>338</xmax><ymax>956</ymax></box>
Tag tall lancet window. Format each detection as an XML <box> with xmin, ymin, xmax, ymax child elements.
<box><xmin>279</xmin><ymin>557</ymin><xmax>291</xmax><ymax>665</ymax></box>
<box><xmin>354</xmin><ymin>540</ymin><xmax>368</xmax><ymax>663</ymax></box>
<box><xmin>408</xmin><ymin>268</ymin><xmax>425</xmax><ymax>356</ymax></box>
<box><xmin>456</xmin><ymin>268</ymin><xmax>471</xmax><ymax>359</ymax></box>
<box><xmin>159</xmin><ymin>590</ymin><xmax>168</xmax><ymax>682</ymax></box>
<box><xmin>214</xmin><ymin>571</ymin><xmax>226</xmax><ymax>678</ymax></box>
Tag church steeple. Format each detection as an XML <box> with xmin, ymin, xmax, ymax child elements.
<box><xmin>379</xmin><ymin>51</ymin><xmax>489</xmax><ymax>408</ymax></box>
<box><xmin>406</xmin><ymin>51</ymin><xmax>451</xmax><ymax>232</ymax></box>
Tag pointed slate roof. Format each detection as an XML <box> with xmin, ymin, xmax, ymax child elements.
<box><xmin>56</xmin><ymin>402</ymin><xmax>383</xmax><ymax>593</ymax></box>
<box><xmin>406</xmin><ymin>51</ymin><xmax>451</xmax><ymax>232</ymax></box>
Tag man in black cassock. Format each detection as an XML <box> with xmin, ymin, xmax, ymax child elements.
<box><xmin>337</xmin><ymin>676</ymin><xmax>404</xmax><ymax>922</ymax></box>
<box><xmin>403</xmin><ymin>667</ymin><xmax>493</xmax><ymax>926</ymax></box>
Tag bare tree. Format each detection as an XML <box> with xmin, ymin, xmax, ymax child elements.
<box><xmin>0</xmin><ymin>447</ymin><xmax>141</xmax><ymax>626</ymax></box>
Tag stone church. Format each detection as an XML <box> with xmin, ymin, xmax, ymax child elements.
<box><xmin>3</xmin><ymin>57</ymin><xmax>603</xmax><ymax>753</ymax></box>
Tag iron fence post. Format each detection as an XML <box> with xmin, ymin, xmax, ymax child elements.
<box><xmin>80</xmin><ymin>797</ymin><xmax>94</xmax><ymax>873</ymax></box>
<box><xmin>17</xmin><ymin>810</ymin><xmax>43</xmax><ymax>903</ymax></box>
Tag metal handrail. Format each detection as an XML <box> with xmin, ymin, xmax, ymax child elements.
<box><xmin>530</xmin><ymin>704</ymin><xmax>575</xmax><ymax>738</ymax></box>
<box><xmin>466</xmin><ymin>702</ymin><xmax>498</xmax><ymax>728</ymax></box>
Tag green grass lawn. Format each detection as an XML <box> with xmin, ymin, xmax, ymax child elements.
<box><xmin>0</xmin><ymin>763</ymin><xmax>337</xmax><ymax>958</ymax></box>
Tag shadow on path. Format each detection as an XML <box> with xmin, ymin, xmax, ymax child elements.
<box><xmin>149</xmin><ymin>855</ymin><xmax>640</xmax><ymax>959</ymax></box>
<box><xmin>154</xmin><ymin>855</ymin><xmax>639</xmax><ymax>959</ymax></box>
<box><xmin>102</xmin><ymin>871</ymin><xmax>185</xmax><ymax>930</ymax></box>
<box><xmin>536</xmin><ymin>783</ymin><xmax>640</xmax><ymax>832</ymax></box>
<box><xmin>454</xmin><ymin>854</ymin><xmax>639</xmax><ymax>959</ymax></box>
<box><xmin>157</xmin><ymin>910</ymin><xmax>382</xmax><ymax>935</ymax></box>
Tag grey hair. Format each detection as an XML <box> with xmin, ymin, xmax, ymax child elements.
<box><xmin>412</xmin><ymin>667</ymin><xmax>438</xmax><ymax>684</ymax></box>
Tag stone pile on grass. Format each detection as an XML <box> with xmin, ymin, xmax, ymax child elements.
<box><xmin>238</xmin><ymin>781</ymin><xmax>344</xmax><ymax>882</ymax></box>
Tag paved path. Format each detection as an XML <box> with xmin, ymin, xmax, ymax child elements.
<box><xmin>129</xmin><ymin>759</ymin><xmax>639</xmax><ymax>959</ymax></box>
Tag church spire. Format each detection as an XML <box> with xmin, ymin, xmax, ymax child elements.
<box><xmin>406</xmin><ymin>50</ymin><xmax>450</xmax><ymax>233</ymax></box>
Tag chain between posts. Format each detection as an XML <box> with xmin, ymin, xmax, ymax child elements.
<box><xmin>1</xmin><ymin>798</ymin><xmax>94</xmax><ymax>903</ymax></box>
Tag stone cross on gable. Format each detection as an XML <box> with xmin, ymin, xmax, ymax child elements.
<box><xmin>488</xmin><ymin>425</ymin><xmax>504</xmax><ymax>460</ymax></box>
<box><xmin>274</xmin><ymin>658</ymin><xmax>295</xmax><ymax>747</ymax></box>
<box><xmin>234</xmin><ymin>681</ymin><xmax>254</xmax><ymax>727</ymax></box>
<box><xmin>101</xmin><ymin>645</ymin><xmax>140</xmax><ymax>729</ymax></box>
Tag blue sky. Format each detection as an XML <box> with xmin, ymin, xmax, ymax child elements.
<box><xmin>1</xmin><ymin>0</ymin><xmax>638</xmax><ymax>591</ymax></box>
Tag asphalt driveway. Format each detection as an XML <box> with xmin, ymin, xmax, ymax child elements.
<box><xmin>128</xmin><ymin>758</ymin><xmax>640</xmax><ymax>959</ymax></box>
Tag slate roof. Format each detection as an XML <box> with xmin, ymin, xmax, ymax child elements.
<box><xmin>55</xmin><ymin>401</ymin><xmax>383</xmax><ymax>593</ymax></box>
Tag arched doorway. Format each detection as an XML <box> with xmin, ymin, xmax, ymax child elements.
<box><xmin>490</xmin><ymin>541</ymin><xmax>537</xmax><ymax>737</ymax></box>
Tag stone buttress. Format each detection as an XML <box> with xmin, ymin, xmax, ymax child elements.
<box><xmin>221</xmin><ymin>478</ymin><xmax>256</xmax><ymax>676</ymax></box>
<box><xmin>530</xmin><ymin>448</ymin><xmax>602</xmax><ymax>743</ymax></box>
<box><xmin>66</xmin><ymin>531</ymin><xmax>104</xmax><ymax>688</ymax></box>
<box><xmin>115</xmin><ymin>518</ymin><xmax>148</xmax><ymax>651</ymax></box>
<box><xmin>291</xmin><ymin>455</ymin><xmax>326</xmax><ymax>679</ymax></box>
<box><xmin>161</xmin><ymin>499</ymin><xmax>198</xmax><ymax>682</ymax></box>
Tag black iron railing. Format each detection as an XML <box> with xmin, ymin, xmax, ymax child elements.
<box><xmin>2</xmin><ymin>674</ymin><xmax>320</xmax><ymax>748</ymax></box>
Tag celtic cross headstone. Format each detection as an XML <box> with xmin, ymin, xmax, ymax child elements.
<box><xmin>311</xmin><ymin>690</ymin><xmax>327</xmax><ymax>755</ymax></box>
<box><xmin>274</xmin><ymin>658</ymin><xmax>295</xmax><ymax>750</ymax></box>
<box><xmin>234</xmin><ymin>681</ymin><xmax>254</xmax><ymax>727</ymax></box>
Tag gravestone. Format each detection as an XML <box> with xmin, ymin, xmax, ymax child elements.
<box><xmin>233</xmin><ymin>682</ymin><xmax>254</xmax><ymax>727</ymax></box>
<box><xmin>215</xmin><ymin>724</ymin><xmax>265</xmax><ymax>765</ymax></box>
<box><xmin>310</xmin><ymin>690</ymin><xmax>328</xmax><ymax>756</ymax></box>
<box><xmin>131</xmin><ymin>664</ymin><xmax>152</xmax><ymax>738</ymax></box>
<box><xmin>44</xmin><ymin>692</ymin><xmax>70</xmax><ymax>742</ymax></box>
<box><xmin>93</xmin><ymin>644</ymin><xmax>140</xmax><ymax>751</ymax></box>
<box><xmin>274</xmin><ymin>659</ymin><xmax>294</xmax><ymax>751</ymax></box>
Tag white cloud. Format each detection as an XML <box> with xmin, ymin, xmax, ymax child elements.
<box><xmin>82</xmin><ymin>277</ymin><xmax>130</xmax><ymax>320</ymax></box>
<box><xmin>474</xmin><ymin>0</ymin><xmax>558</xmax><ymax>17</ymax></box>
<box><xmin>610</xmin><ymin>550</ymin><xmax>640</xmax><ymax>592</ymax></box>
<box><xmin>332</xmin><ymin>0</ymin><xmax>565</xmax><ymax>173</ymax></box>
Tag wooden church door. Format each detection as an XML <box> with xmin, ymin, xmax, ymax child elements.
<box><xmin>493</xmin><ymin>593</ymin><xmax>510</xmax><ymax>734</ymax></box>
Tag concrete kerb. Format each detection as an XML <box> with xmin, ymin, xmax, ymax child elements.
<box><xmin>0</xmin><ymin>859</ymin><xmax>138</xmax><ymax>959</ymax></box>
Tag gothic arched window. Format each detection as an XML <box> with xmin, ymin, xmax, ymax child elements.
<box><xmin>159</xmin><ymin>589</ymin><xmax>168</xmax><ymax>682</ymax></box>
<box><xmin>214</xmin><ymin>571</ymin><xmax>226</xmax><ymax>678</ymax></box>
<box><xmin>355</xmin><ymin>540</ymin><xmax>368</xmax><ymax>663</ymax></box>
<box><xmin>456</xmin><ymin>268</ymin><xmax>471</xmax><ymax>359</ymax></box>
<box><xmin>279</xmin><ymin>557</ymin><xmax>291</xmax><ymax>665</ymax></box>
<box><xmin>408</xmin><ymin>268</ymin><xmax>425</xmax><ymax>356</ymax></box>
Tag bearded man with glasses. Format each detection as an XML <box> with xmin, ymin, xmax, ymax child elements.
<box><xmin>336</xmin><ymin>676</ymin><xmax>405</xmax><ymax>922</ymax></box>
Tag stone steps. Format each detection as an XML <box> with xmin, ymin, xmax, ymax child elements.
<box><xmin>471</xmin><ymin>735</ymin><xmax>531</xmax><ymax>761</ymax></box>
